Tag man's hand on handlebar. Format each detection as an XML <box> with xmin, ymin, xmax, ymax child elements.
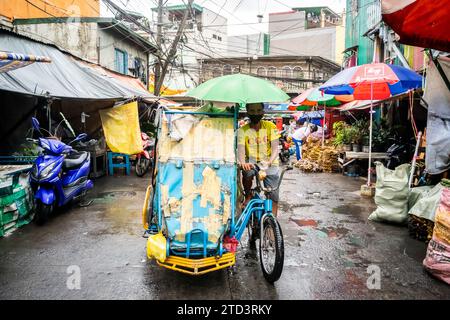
<box><xmin>240</xmin><ymin>163</ymin><xmax>255</xmax><ymax>171</ymax></box>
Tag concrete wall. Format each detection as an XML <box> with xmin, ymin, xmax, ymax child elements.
<box><xmin>268</xmin><ymin>10</ymin><xmax>345</xmax><ymax>65</ymax></box>
<box><xmin>15</xmin><ymin>22</ymin><xmax>149</xmax><ymax>81</ymax></box>
<box><xmin>15</xmin><ymin>22</ymin><xmax>99</xmax><ymax>63</ymax></box>
<box><xmin>98</xmin><ymin>27</ymin><xmax>149</xmax><ymax>78</ymax></box>
<box><xmin>270</xmin><ymin>27</ymin><xmax>337</xmax><ymax>62</ymax></box>
<box><xmin>227</xmin><ymin>34</ymin><xmax>264</xmax><ymax>57</ymax></box>
<box><xmin>269</xmin><ymin>11</ymin><xmax>305</xmax><ymax>35</ymax></box>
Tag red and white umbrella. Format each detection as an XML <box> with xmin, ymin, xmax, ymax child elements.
<box><xmin>382</xmin><ymin>0</ymin><xmax>450</xmax><ymax>52</ymax></box>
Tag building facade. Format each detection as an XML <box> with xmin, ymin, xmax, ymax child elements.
<box><xmin>151</xmin><ymin>3</ymin><xmax>228</xmax><ymax>91</ymax></box>
<box><xmin>199</xmin><ymin>55</ymin><xmax>340</xmax><ymax>95</ymax></box>
<box><xmin>10</xmin><ymin>17</ymin><xmax>156</xmax><ymax>85</ymax></box>
<box><xmin>268</xmin><ymin>6</ymin><xmax>345</xmax><ymax>65</ymax></box>
<box><xmin>227</xmin><ymin>33</ymin><xmax>270</xmax><ymax>57</ymax></box>
<box><xmin>344</xmin><ymin>0</ymin><xmax>424</xmax><ymax>71</ymax></box>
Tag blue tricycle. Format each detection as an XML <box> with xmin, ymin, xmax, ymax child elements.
<box><xmin>143</xmin><ymin>107</ymin><xmax>291</xmax><ymax>283</ymax></box>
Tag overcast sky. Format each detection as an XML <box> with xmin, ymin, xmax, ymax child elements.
<box><xmin>108</xmin><ymin>0</ymin><xmax>346</xmax><ymax>35</ymax></box>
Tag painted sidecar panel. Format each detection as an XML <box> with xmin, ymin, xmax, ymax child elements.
<box><xmin>156</xmin><ymin>161</ymin><xmax>234</xmax><ymax>251</ymax></box>
<box><xmin>154</xmin><ymin>115</ymin><xmax>236</xmax><ymax>254</ymax></box>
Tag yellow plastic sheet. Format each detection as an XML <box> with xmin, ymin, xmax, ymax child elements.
<box><xmin>99</xmin><ymin>101</ymin><xmax>143</xmax><ymax>155</ymax></box>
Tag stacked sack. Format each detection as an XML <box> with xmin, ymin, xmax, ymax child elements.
<box><xmin>294</xmin><ymin>159</ymin><xmax>322</xmax><ymax>172</ymax></box>
<box><xmin>319</xmin><ymin>148</ymin><xmax>340</xmax><ymax>173</ymax></box>
<box><xmin>423</xmin><ymin>179</ymin><xmax>450</xmax><ymax>284</ymax></box>
<box><xmin>0</xmin><ymin>173</ymin><xmax>34</xmax><ymax>237</ymax></box>
<box><xmin>408</xmin><ymin>183</ymin><xmax>444</xmax><ymax>242</ymax></box>
<box><xmin>296</xmin><ymin>138</ymin><xmax>339</xmax><ymax>173</ymax></box>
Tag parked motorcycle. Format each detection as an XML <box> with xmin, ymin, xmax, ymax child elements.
<box><xmin>29</xmin><ymin>117</ymin><xmax>93</xmax><ymax>225</ymax></box>
<box><xmin>385</xmin><ymin>136</ymin><xmax>415</xmax><ymax>170</ymax></box>
<box><xmin>135</xmin><ymin>132</ymin><xmax>155</xmax><ymax>177</ymax></box>
<box><xmin>278</xmin><ymin>130</ymin><xmax>292</xmax><ymax>164</ymax></box>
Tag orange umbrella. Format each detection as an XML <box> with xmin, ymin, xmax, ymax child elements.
<box><xmin>334</xmin><ymin>94</ymin><xmax>354</xmax><ymax>103</ymax></box>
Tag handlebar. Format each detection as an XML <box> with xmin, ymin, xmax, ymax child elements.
<box><xmin>253</xmin><ymin>164</ymin><xmax>293</xmax><ymax>194</ymax></box>
<box><xmin>26</xmin><ymin>138</ymin><xmax>39</xmax><ymax>143</ymax></box>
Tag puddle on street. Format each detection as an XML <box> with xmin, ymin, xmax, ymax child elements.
<box><xmin>96</xmin><ymin>191</ymin><xmax>137</xmax><ymax>199</ymax></box>
<box><xmin>317</xmin><ymin>226</ymin><xmax>350</xmax><ymax>239</ymax></box>
<box><xmin>290</xmin><ymin>218</ymin><xmax>319</xmax><ymax>228</ymax></box>
<box><xmin>332</xmin><ymin>204</ymin><xmax>362</xmax><ymax>215</ymax></box>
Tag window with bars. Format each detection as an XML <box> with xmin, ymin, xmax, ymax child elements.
<box><xmin>293</xmin><ymin>67</ymin><xmax>304</xmax><ymax>79</ymax></box>
<box><xmin>115</xmin><ymin>49</ymin><xmax>128</xmax><ymax>75</ymax></box>
<box><xmin>267</xmin><ymin>66</ymin><xmax>277</xmax><ymax>77</ymax></box>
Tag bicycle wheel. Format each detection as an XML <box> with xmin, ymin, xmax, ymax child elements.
<box><xmin>259</xmin><ymin>215</ymin><xmax>284</xmax><ymax>283</ymax></box>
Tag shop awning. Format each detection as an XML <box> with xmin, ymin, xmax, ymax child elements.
<box><xmin>382</xmin><ymin>0</ymin><xmax>450</xmax><ymax>52</ymax></box>
<box><xmin>337</xmin><ymin>90</ymin><xmax>420</xmax><ymax>111</ymax></box>
<box><xmin>0</xmin><ymin>30</ymin><xmax>155</xmax><ymax>100</ymax></box>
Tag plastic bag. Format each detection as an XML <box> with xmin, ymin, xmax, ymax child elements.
<box><xmin>369</xmin><ymin>162</ymin><xmax>411</xmax><ymax>224</ymax></box>
<box><xmin>146</xmin><ymin>233</ymin><xmax>167</xmax><ymax>262</ymax></box>
<box><xmin>409</xmin><ymin>183</ymin><xmax>445</xmax><ymax>222</ymax></box>
<box><xmin>99</xmin><ymin>101</ymin><xmax>143</xmax><ymax>155</ymax></box>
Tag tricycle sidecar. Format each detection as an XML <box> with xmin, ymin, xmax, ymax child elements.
<box><xmin>143</xmin><ymin>107</ymin><xmax>286</xmax><ymax>282</ymax></box>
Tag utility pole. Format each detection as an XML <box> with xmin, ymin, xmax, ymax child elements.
<box><xmin>154</xmin><ymin>0</ymin><xmax>194</xmax><ymax>96</ymax></box>
<box><xmin>154</xmin><ymin>0</ymin><xmax>163</xmax><ymax>95</ymax></box>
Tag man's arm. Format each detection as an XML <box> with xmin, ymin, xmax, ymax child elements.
<box><xmin>238</xmin><ymin>128</ymin><xmax>254</xmax><ymax>171</ymax></box>
<box><xmin>269</xmin><ymin>138</ymin><xmax>279</xmax><ymax>165</ymax></box>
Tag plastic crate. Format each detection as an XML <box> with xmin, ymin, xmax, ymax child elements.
<box><xmin>15</xmin><ymin>196</ymin><xmax>31</xmax><ymax>218</ymax></box>
<box><xmin>1</xmin><ymin>208</ymin><xmax>19</xmax><ymax>228</ymax></box>
<box><xmin>1</xmin><ymin>219</ymin><xmax>18</xmax><ymax>237</ymax></box>
<box><xmin>0</xmin><ymin>176</ymin><xmax>14</xmax><ymax>196</ymax></box>
<box><xmin>0</xmin><ymin>187</ymin><xmax>26</xmax><ymax>207</ymax></box>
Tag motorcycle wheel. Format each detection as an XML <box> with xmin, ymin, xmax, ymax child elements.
<box><xmin>259</xmin><ymin>215</ymin><xmax>284</xmax><ymax>283</ymax></box>
<box><xmin>35</xmin><ymin>201</ymin><xmax>52</xmax><ymax>225</ymax></box>
<box><xmin>135</xmin><ymin>158</ymin><xmax>151</xmax><ymax>177</ymax></box>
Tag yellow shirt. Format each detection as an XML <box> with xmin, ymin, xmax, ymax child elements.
<box><xmin>238</xmin><ymin>120</ymin><xmax>280</xmax><ymax>163</ymax></box>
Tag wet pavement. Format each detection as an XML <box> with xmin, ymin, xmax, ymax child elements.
<box><xmin>1</xmin><ymin>170</ymin><xmax>450</xmax><ymax>299</ymax></box>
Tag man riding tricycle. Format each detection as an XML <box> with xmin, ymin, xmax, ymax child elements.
<box><xmin>142</xmin><ymin>74</ymin><xmax>291</xmax><ymax>283</ymax></box>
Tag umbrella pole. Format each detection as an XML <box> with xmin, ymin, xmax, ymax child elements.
<box><xmin>368</xmin><ymin>83</ymin><xmax>373</xmax><ymax>186</ymax></box>
<box><xmin>322</xmin><ymin>103</ymin><xmax>325</xmax><ymax>147</ymax></box>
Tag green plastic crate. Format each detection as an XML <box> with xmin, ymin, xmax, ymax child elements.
<box><xmin>0</xmin><ymin>187</ymin><xmax>26</xmax><ymax>207</ymax></box>
<box><xmin>1</xmin><ymin>207</ymin><xmax>19</xmax><ymax>227</ymax></box>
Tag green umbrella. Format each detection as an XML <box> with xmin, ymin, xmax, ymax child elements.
<box><xmin>186</xmin><ymin>74</ymin><xmax>290</xmax><ymax>104</ymax></box>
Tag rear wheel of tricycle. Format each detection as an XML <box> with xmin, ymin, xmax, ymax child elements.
<box><xmin>259</xmin><ymin>215</ymin><xmax>284</xmax><ymax>283</ymax></box>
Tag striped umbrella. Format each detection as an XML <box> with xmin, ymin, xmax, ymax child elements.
<box><xmin>292</xmin><ymin>87</ymin><xmax>341</xmax><ymax>107</ymax></box>
<box><xmin>320</xmin><ymin>62</ymin><xmax>423</xmax><ymax>186</ymax></box>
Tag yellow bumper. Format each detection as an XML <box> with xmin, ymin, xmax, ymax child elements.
<box><xmin>156</xmin><ymin>253</ymin><xmax>236</xmax><ymax>276</ymax></box>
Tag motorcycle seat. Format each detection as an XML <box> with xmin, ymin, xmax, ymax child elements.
<box><xmin>63</xmin><ymin>151</ymin><xmax>89</xmax><ymax>170</ymax></box>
